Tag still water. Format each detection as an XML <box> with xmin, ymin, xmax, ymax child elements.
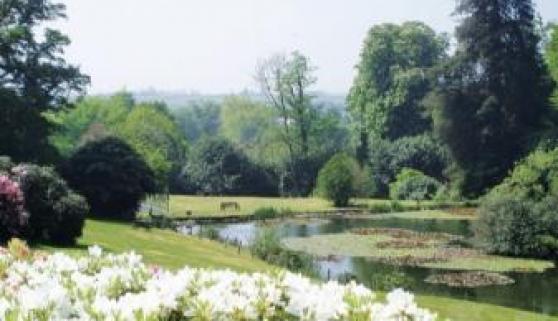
<box><xmin>182</xmin><ymin>216</ymin><xmax>558</xmax><ymax>315</ymax></box>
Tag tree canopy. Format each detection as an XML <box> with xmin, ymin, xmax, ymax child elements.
<box><xmin>347</xmin><ymin>21</ymin><xmax>447</xmax><ymax>163</ymax></box>
<box><xmin>429</xmin><ymin>0</ymin><xmax>555</xmax><ymax>196</ymax></box>
<box><xmin>0</xmin><ymin>0</ymin><xmax>89</xmax><ymax>163</ymax></box>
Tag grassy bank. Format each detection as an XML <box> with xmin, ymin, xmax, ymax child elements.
<box><xmin>167</xmin><ymin>195</ymin><xmax>462</xmax><ymax>218</ymax></box>
<box><xmin>40</xmin><ymin>219</ymin><xmax>272</xmax><ymax>272</ymax></box>
<box><xmin>417</xmin><ymin>295</ymin><xmax>558</xmax><ymax>321</ymax></box>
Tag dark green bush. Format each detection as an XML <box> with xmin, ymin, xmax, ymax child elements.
<box><xmin>48</xmin><ymin>193</ymin><xmax>89</xmax><ymax>244</ymax></box>
<box><xmin>369</xmin><ymin>135</ymin><xmax>449</xmax><ymax>197</ymax></box>
<box><xmin>475</xmin><ymin>148</ymin><xmax>558</xmax><ymax>259</ymax></box>
<box><xmin>389</xmin><ymin>168</ymin><xmax>441</xmax><ymax>201</ymax></box>
<box><xmin>12</xmin><ymin>164</ymin><xmax>87</xmax><ymax>245</ymax></box>
<box><xmin>316</xmin><ymin>153</ymin><xmax>359</xmax><ymax>207</ymax></box>
<box><xmin>474</xmin><ymin>196</ymin><xmax>542</xmax><ymax>256</ymax></box>
<box><xmin>62</xmin><ymin>137</ymin><xmax>157</xmax><ymax>221</ymax></box>
<box><xmin>475</xmin><ymin>195</ymin><xmax>558</xmax><ymax>259</ymax></box>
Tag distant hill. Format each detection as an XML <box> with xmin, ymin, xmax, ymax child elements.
<box><xmin>129</xmin><ymin>89</ymin><xmax>347</xmax><ymax>113</ymax></box>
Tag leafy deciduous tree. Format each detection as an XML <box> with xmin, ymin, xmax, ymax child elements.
<box><xmin>348</xmin><ymin>22</ymin><xmax>447</xmax><ymax>163</ymax></box>
<box><xmin>0</xmin><ymin>0</ymin><xmax>89</xmax><ymax>163</ymax></box>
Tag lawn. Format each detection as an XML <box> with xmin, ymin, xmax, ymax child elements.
<box><xmin>283</xmin><ymin>232</ymin><xmax>554</xmax><ymax>273</ymax></box>
<box><xmin>40</xmin><ymin>219</ymin><xmax>272</xmax><ymax>272</ymax></box>
<box><xmin>39</xmin><ymin>219</ymin><xmax>557</xmax><ymax>321</ymax></box>
<box><xmin>167</xmin><ymin>195</ymin><xmax>455</xmax><ymax>218</ymax></box>
<box><xmin>417</xmin><ymin>295</ymin><xmax>558</xmax><ymax>321</ymax></box>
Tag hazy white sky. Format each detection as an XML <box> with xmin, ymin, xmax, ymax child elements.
<box><xmin>56</xmin><ymin>0</ymin><xmax>558</xmax><ymax>95</ymax></box>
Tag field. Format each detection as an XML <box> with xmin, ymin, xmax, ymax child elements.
<box><xmin>167</xmin><ymin>195</ymin><xmax>457</xmax><ymax>218</ymax></box>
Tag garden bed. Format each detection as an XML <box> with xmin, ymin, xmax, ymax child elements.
<box><xmin>1</xmin><ymin>243</ymin><xmax>437</xmax><ymax>321</ymax></box>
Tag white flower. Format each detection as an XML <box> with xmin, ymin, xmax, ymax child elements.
<box><xmin>88</xmin><ymin>245</ymin><xmax>103</xmax><ymax>258</ymax></box>
<box><xmin>0</xmin><ymin>248</ymin><xmax>438</xmax><ymax>321</ymax></box>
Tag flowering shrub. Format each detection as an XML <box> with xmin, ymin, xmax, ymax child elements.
<box><xmin>0</xmin><ymin>246</ymin><xmax>438</xmax><ymax>321</ymax></box>
<box><xmin>11</xmin><ymin>164</ymin><xmax>88</xmax><ymax>245</ymax></box>
<box><xmin>0</xmin><ymin>175</ymin><xmax>27</xmax><ymax>241</ymax></box>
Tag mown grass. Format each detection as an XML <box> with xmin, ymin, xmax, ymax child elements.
<box><xmin>168</xmin><ymin>195</ymin><xmax>451</xmax><ymax>218</ymax></box>
<box><xmin>283</xmin><ymin>233</ymin><xmax>554</xmax><ymax>273</ymax></box>
<box><xmin>40</xmin><ymin>219</ymin><xmax>272</xmax><ymax>272</ymax></box>
<box><xmin>416</xmin><ymin>295</ymin><xmax>558</xmax><ymax>321</ymax></box>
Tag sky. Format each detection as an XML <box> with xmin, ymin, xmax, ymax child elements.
<box><xmin>56</xmin><ymin>0</ymin><xmax>558</xmax><ymax>95</ymax></box>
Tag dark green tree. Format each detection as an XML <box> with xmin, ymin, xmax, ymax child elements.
<box><xmin>62</xmin><ymin>137</ymin><xmax>157</xmax><ymax>221</ymax></box>
<box><xmin>347</xmin><ymin>22</ymin><xmax>448</xmax><ymax>164</ymax></box>
<box><xmin>429</xmin><ymin>0</ymin><xmax>555</xmax><ymax>196</ymax></box>
<box><xmin>0</xmin><ymin>0</ymin><xmax>89</xmax><ymax>163</ymax></box>
<box><xmin>186</xmin><ymin>137</ymin><xmax>276</xmax><ymax>196</ymax></box>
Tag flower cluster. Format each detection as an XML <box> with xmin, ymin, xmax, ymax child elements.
<box><xmin>0</xmin><ymin>246</ymin><xmax>438</xmax><ymax>321</ymax></box>
<box><xmin>0</xmin><ymin>175</ymin><xmax>27</xmax><ymax>240</ymax></box>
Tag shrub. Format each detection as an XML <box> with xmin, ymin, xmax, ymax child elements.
<box><xmin>0</xmin><ymin>247</ymin><xmax>437</xmax><ymax>321</ymax></box>
<box><xmin>0</xmin><ymin>175</ymin><xmax>27</xmax><ymax>242</ymax></box>
<box><xmin>62</xmin><ymin>137</ymin><xmax>157</xmax><ymax>221</ymax></box>
<box><xmin>389</xmin><ymin>168</ymin><xmax>441</xmax><ymax>201</ymax></box>
<box><xmin>475</xmin><ymin>195</ymin><xmax>558</xmax><ymax>259</ymax></box>
<box><xmin>49</xmin><ymin>193</ymin><xmax>89</xmax><ymax>244</ymax></box>
<box><xmin>369</xmin><ymin>135</ymin><xmax>449</xmax><ymax>197</ymax></box>
<box><xmin>316</xmin><ymin>153</ymin><xmax>359</xmax><ymax>207</ymax></box>
<box><xmin>13</xmin><ymin>164</ymin><xmax>88</xmax><ymax>245</ymax></box>
<box><xmin>488</xmin><ymin>147</ymin><xmax>558</xmax><ymax>201</ymax></box>
<box><xmin>475</xmin><ymin>148</ymin><xmax>558</xmax><ymax>259</ymax></box>
<box><xmin>474</xmin><ymin>196</ymin><xmax>542</xmax><ymax>256</ymax></box>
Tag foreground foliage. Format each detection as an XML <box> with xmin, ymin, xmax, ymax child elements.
<box><xmin>0</xmin><ymin>244</ymin><xmax>437</xmax><ymax>321</ymax></box>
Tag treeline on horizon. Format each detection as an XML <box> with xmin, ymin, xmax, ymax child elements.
<box><xmin>1</xmin><ymin>0</ymin><xmax>558</xmax><ymax>202</ymax></box>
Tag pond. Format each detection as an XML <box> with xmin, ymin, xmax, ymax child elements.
<box><xmin>179</xmin><ymin>215</ymin><xmax>558</xmax><ymax>316</ymax></box>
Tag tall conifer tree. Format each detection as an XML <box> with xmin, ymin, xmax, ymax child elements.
<box><xmin>431</xmin><ymin>0</ymin><xmax>554</xmax><ymax>196</ymax></box>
